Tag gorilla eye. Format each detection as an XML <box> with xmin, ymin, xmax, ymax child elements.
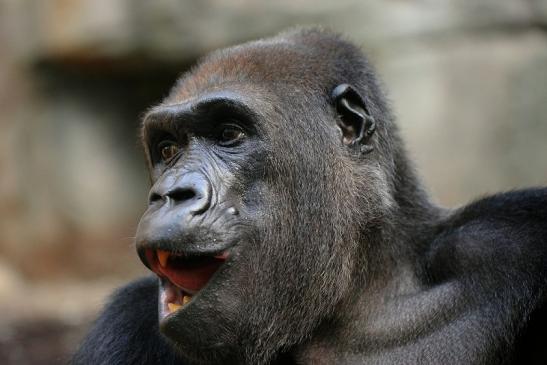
<box><xmin>218</xmin><ymin>124</ymin><xmax>246</xmax><ymax>146</ymax></box>
<box><xmin>158</xmin><ymin>141</ymin><xmax>180</xmax><ymax>162</ymax></box>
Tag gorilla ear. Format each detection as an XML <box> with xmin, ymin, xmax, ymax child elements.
<box><xmin>332</xmin><ymin>84</ymin><xmax>376</xmax><ymax>152</ymax></box>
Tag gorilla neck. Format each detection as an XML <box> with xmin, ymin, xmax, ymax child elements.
<box><xmin>296</xmin><ymin>156</ymin><xmax>450</xmax><ymax>364</ymax></box>
<box><xmin>366</xmin><ymin>143</ymin><xmax>442</xmax><ymax>280</ymax></box>
<box><xmin>295</xmin><ymin>150</ymin><xmax>446</xmax><ymax>363</ymax></box>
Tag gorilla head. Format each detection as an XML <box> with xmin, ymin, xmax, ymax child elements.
<box><xmin>135</xmin><ymin>28</ymin><xmax>414</xmax><ymax>364</ymax></box>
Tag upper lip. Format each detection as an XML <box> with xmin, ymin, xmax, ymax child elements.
<box><xmin>138</xmin><ymin>245</ymin><xmax>231</xmax><ymax>270</ymax></box>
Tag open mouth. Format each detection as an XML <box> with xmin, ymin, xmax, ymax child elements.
<box><xmin>145</xmin><ymin>249</ymin><xmax>228</xmax><ymax>318</ymax></box>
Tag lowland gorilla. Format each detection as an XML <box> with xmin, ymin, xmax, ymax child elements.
<box><xmin>72</xmin><ymin>28</ymin><xmax>547</xmax><ymax>364</ymax></box>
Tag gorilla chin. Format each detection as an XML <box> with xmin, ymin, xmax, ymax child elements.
<box><xmin>71</xmin><ymin>27</ymin><xmax>547</xmax><ymax>365</ymax></box>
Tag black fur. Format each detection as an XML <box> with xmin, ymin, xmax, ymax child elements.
<box><xmin>71</xmin><ymin>277</ymin><xmax>181</xmax><ymax>364</ymax></box>
<box><xmin>72</xmin><ymin>28</ymin><xmax>547</xmax><ymax>365</ymax></box>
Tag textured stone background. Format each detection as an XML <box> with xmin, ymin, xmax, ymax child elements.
<box><xmin>1</xmin><ymin>1</ymin><xmax>546</xmax><ymax>363</ymax></box>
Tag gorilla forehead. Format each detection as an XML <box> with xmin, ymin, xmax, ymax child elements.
<box><xmin>165</xmin><ymin>28</ymin><xmax>367</xmax><ymax>103</ymax></box>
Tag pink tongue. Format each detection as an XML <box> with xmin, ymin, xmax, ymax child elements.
<box><xmin>157</xmin><ymin>258</ymin><xmax>224</xmax><ymax>293</ymax></box>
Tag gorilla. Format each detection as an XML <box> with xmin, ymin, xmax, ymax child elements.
<box><xmin>72</xmin><ymin>28</ymin><xmax>547</xmax><ymax>364</ymax></box>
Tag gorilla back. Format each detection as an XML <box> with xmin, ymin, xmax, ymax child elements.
<box><xmin>72</xmin><ymin>28</ymin><xmax>547</xmax><ymax>365</ymax></box>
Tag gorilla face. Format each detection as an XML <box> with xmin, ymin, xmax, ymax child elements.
<box><xmin>136</xmin><ymin>91</ymin><xmax>265</xmax><ymax>362</ymax></box>
<box><xmin>135</xmin><ymin>32</ymin><xmax>390</xmax><ymax>364</ymax></box>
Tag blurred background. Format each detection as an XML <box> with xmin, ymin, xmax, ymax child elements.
<box><xmin>1</xmin><ymin>0</ymin><xmax>546</xmax><ymax>363</ymax></box>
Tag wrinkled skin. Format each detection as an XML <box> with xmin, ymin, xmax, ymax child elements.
<box><xmin>72</xmin><ymin>28</ymin><xmax>547</xmax><ymax>365</ymax></box>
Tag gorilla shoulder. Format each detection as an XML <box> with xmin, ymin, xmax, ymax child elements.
<box><xmin>428</xmin><ymin>188</ymin><xmax>547</xmax><ymax>282</ymax></box>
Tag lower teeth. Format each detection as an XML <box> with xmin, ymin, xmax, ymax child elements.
<box><xmin>167</xmin><ymin>295</ymin><xmax>192</xmax><ymax>313</ymax></box>
<box><xmin>167</xmin><ymin>303</ymin><xmax>182</xmax><ymax>312</ymax></box>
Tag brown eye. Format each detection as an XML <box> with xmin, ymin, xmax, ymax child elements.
<box><xmin>158</xmin><ymin>141</ymin><xmax>180</xmax><ymax>162</ymax></box>
<box><xmin>218</xmin><ymin>125</ymin><xmax>245</xmax><ymax>146</ymax></box>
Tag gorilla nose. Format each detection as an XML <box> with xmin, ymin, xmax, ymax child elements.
<box><xmin>149</xmin><ymin>172</ymin><xmax>212</xmax><ymax>215</ymax></box>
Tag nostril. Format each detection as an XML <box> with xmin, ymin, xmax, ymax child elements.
<box><xmin>169</xmin><ymin>188</ymin><xmax>196</xmax><ymax>203</ymax></box>
<box><xmin>148</xmin><ymin>173</ymin><xmax>211</xmax><ymax>213</ymax></box>
<box><xmin>148</xmin><ymin>188</ymin><xmax>197</xmax><ymax>205</ymax></box>
<box><xmin>149</xmin><ymin>192</ymin><xmax>163</xmax><ymax>204</ymax></box>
